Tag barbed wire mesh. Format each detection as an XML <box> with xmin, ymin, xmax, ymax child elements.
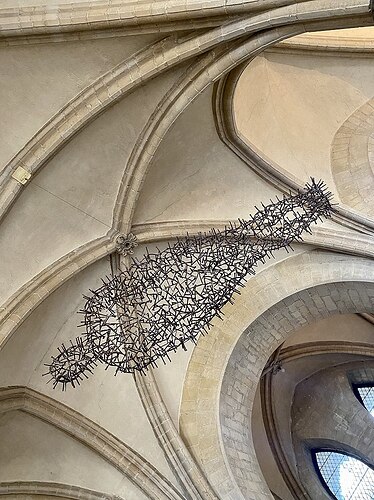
<box><xmin>44</xmin><ymin>179</ymin><xmax>334</xmax><ymax>389</ymax></box>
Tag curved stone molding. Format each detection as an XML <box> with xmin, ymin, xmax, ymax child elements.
<box><xmin>221</xmin><ymin>281</ymin><xmax>374</xmax><ymax>498</ymax></box>
<box><xmin>220</xmin><ymin>282</ymin><xmax>374</xmax><ymax>499</ymax></box>
<box><xmin>276</xmin><ymin>340</ymin><xmax>374</xmax><ymax>363</ymax></box>
<box><xmin>261</xmin><ymin>341</ymin><xmax>374</xmax><ymax>499</ymax></box>
<box><xmin>1</xmin><ymin>217</ymin><xmax>374</xmax><ymax>366</ymax></box>
<box><xmin>135</xmin><ymin>371</ymin><xmax>218</xmax><ymax>500</ymax></box>
<box><xmin>0</xmin><ymin>0</ymin><xmax>304</xmax><ymax>40</ymax></box>
<box><xmin>109</xmin><ymin>252</ymin><xmax>217</xmax><ymax>500</ymax></box>
<box><xmin>214</xmin><ymin>56</ymin><xmax>374</xmax><ymax>235</ymax></box>
<box><xmin>0</xmin><ymin>35</ymin><xmax>180</xmax><ymax>223</ymax></box>
<box><xmin>0</xmin><ymin>481</ymin><xmax>121</xmax><ymax>499</ymax></box>
<box><xmin>115</xmin><ymin>11</ymin><xmax>372</xmax><ymax>233</ymax></box>
<box><xmin>180</xmin><ymin>251</ymin><xmax>374</xmax><ymax>499</ymax></box>
<box><xmin>113</xmin><ymin>45</ymin><xmax>229</xmax><ymax>232</ymax></box>
<box><xmin>0</xmin><ymin>231</ymin><xmax>116</xmax><ymax>351</ymax></box>
<box><xmin>1</xmin><ymin>0</ymin><xmax>370</xmax><ymax>227</ymax></box>
<box><xmin>132</xmin><ymin>220</ymin><xmax>374</xmax><ymax>258</ymax></box>
<box><xmin>331</xmin><ymin>98</ymin><xmax>374</xmax><ymax>218</ymax></box>
<box><xmin>0</xmin><ymin>386</ymin><xmax>184</xmax><ymax>500</ymax></box>
<box><xmin>261</xmin><ymin>358</ymin><xmax>307</xmax><ymax>499</ymax></box>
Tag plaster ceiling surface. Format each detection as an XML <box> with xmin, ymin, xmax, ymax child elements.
<box><xmin>133</xmin><ymin>86</ymin><xmax>280</xmax><ymax>224</ymax></box>
<box><xmin>0</xmin><ymin>66</ymin><xmax>184</xmax><ymax>305</ymax></box>
<box><xmin>0</xmin><ymin>410</ymin><xmax>135</xmax><ymax>496</ymax></box>
<box><xmin>0</xmin><ymin>5</ymin><xmax>374</xmax><ymax>500</ymax></box>
<box><xmin>0</xmin><ymin>256</ymin><xmax>179</xmax><ymax>488</ymax></box>
<box><xmin>233</xmin><ymin>50</ymin><xmax>374</xmax><ymax>206</ymax></box>
<box><xmin>0</xmin><ymin>34</ymin><xmax>158</xmax><ymax>170</ymax></box>
<box><xmin>369</xmin><ymin>133</ymin><xmax>374</xmax><ymax>174</ymax></box>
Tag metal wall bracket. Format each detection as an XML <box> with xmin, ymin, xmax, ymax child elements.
<box><xmin>12</xmin><ymin>166</ymin><xmax>31</xmax><ymax>185</ymax></box>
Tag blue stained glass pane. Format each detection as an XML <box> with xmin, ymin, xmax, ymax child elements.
<box><xmin>315</xmin><ymin>451</ymin><xmax>374</xmax><ymax>500</ymax></box>
<box><xmin>357</xmin><ymin>386</ymin><xmax>374</xmax><ymax>415</ymax></box>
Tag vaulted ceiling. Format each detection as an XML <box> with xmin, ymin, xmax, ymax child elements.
<box><xmin>0</xmin><ymin>2</ymin><xmax>374</xmax><ymax>500</ymax></box>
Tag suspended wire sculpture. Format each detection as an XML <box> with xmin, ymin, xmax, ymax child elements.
<box><xmin>44</xmin><ymin>179</ymin><xmax>334</xmax><ymax>389</ymax></box>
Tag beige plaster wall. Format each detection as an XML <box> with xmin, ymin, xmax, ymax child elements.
<box><xmin>0</xmin><ymin>257</ymin><xmax>178</xmax><ymax>488</ymax></box>
<box><xmin>331</xmin><ymin>98</ymin><xmax>374</xmax><ymax>218</ymax></box>
<box><xmin>134</xmin><ymin>86</ymin><xmax>279</xmax><ymax>224</ymax></box>
<box><xmin>0</xmin><ymin>182</ymin><xmax>107</xmax><ymax>305</ymax></box>
<box><xmin>0</xmin><ymin>410</ymin><xmax>147</xmax><ymax>499</ymax></box>
<box><xmin>283</xmin><ymin>312</ymin><xmax>374</xmax><ymax>347</ymax></box>
<box><xmin>31</xmin><ymin>66</ymin><xmax>184</xmax><ymax>227</ymax></box>
<box><xmin>0</xmin><ymin>34</ymin><xmax>157</xmax><ymax>169</ymax></box>
<box><xmin>153</xmin><ymin>341</ymin><xmax>194</xmax><ymax>429</ymax></box>
<box><xmin>234</xmin><ymin>52</ymin><xmax>374</xmax><ymax>200</ymax></box>
<box><xmin>0</xmin><ymin>66</ymin><xmax>183</xmax><ymax>305</ymax></box>
<box><xmin>304</xmin><ymin>26</ymin><xmax>374</xmax><ymax>39</ymax></box>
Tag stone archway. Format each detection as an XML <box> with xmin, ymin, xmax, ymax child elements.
<box><xmin>180</xmin><ymin>250</ymin><xmax>374</xmax><ymax>500</ymax></box>
<box><xmin>220</xmin><ymin>281</ymin><xmax>374</xmax><ymax>499</ymax></box>
<box><xmin>331</xmin><ymin>98</ymin><xmax>374</xmax><ymax>218</ymax></box>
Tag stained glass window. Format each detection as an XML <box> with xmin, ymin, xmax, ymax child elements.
<box><xmin>355</xmin><ymin>385</ymin><xmax>374</xmax><ymax>416</ymax></box>
<box><xmin>314</xmin><ymin>451</ymin><xmax>374</xmax><ymax>500</ymax></box>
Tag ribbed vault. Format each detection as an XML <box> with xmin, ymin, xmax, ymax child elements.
<box><xmin>0</xmin><ymin>2</ymin><xmax>373</xmax><ymax>500</ymax></box>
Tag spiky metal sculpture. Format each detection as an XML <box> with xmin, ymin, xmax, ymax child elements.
<box><xmin>45</xmin><ymin>179</ymin><xmax>334</xmax><ymax>389</ymax></box>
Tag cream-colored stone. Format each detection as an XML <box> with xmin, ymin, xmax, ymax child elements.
<box><xmin>134</xmin><ymin>87</ymin><xmax>278</xmax><ymax>223</ymax></box>
<box><xmin>0</xmin><ymin>410</ymin><xmax>146</xmax><ymax>499</ymax></box>
<box><xmin>0</xmin><ymin>6</ymin><xmax>374</xmax><ymax>500</ymax></box>
<box><xmin>234</xmin><ymin>51</ymin><xmax>374</xmax><ymax>197</ymax></box>
<box><xmin>0</xmin><ymin>34</ymin><xmax>157</xmax><ymax>169</ymax></box>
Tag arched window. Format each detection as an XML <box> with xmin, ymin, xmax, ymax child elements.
<box><xmin>313</xmin><ymin>451</ymin><xmax>374</xmax><ymax>499</ymax></box>
<box><xmin>353</xmin><ymin>384</ymin><xmax>374</xmax><ymax>416</ymax></box>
